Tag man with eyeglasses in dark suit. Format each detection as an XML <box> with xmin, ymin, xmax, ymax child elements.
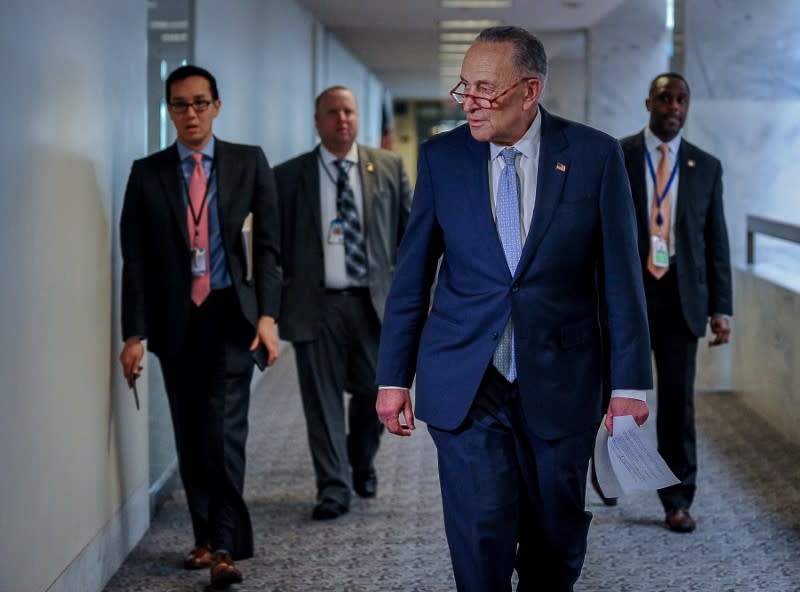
<box><xmin>376</xmin><ymin>27</ymin><xmax>652</xmax><ymax>591</ymax></box>
<box><xmin>119</xmin><ymin>65</ymin><xmax>281</xmax><ymax>589</ymax></box>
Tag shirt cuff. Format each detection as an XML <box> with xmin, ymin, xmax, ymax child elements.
<box><xmin>610</xmin><ymin>389</ymin><xmax>647</xmax><ymax>402</ymax></box>
<box><xmin>378</xmin><ymin>385</ymin><xmax>409</xmax><ymax>391</ymax></box>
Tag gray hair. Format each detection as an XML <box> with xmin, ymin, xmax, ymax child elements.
<box><xmin>476</xmin><ymin>26</ymin><xmax>548</xmax><ymax>82</ymax></box>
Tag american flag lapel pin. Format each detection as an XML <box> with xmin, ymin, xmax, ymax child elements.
<box><xmin>556</xmin><ymin>162</ymin><xmax>566</xmax><ymax>172</ymax></box>
<box><xmin>687</xmin><ymin>159</ymin><xmax>696</xmax><ymax>168</ymax></box>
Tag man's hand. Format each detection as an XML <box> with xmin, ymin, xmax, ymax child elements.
<box><xmin>605</xmin><ymin>397</ymin><xmax>649</xmax><ymax>436</ymax></box>
<box><xmin>250</xmin><ymin>315</ymin><xmax>280</xmax><ymax>367</ymax></box>
<box><xmin>709</xmin><ymin>315</ymin><xmax>731</xmax><ymax>347</ymax></box>
<box><xmin>119</xmin><ymin>337</ymin><xmax>144</xmax><ymax>386</ymax></box>
<box><xmin>376</xmin><ymin>388</ymin><xmax>415</xmax><ymax>436</ymax></box>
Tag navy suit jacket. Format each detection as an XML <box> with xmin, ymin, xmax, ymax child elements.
<box><xmin>377</xmin><ymin>109</ymin><xmax>653</xmax><ymax>440</ymax></box>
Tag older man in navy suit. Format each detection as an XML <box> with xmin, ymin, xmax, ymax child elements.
<box><xmin>376</xmin><ymin>27</ymin><xmax>653</xmax><ymax>591</ymax></box>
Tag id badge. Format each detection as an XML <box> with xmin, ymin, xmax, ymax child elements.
<box><xmin>328</xmin><ymin>219</ymin><xmax>344</xmax><ymax>244</ymax></box>
<box><xmin>191</xmin><ymin>247</ymin><xmax>207</xmax><ymax>276</ymax></box>
<box><xmin>651</xmin><ymin>235</ymin><xmax>669</xmax><ymax>268</ymax></box>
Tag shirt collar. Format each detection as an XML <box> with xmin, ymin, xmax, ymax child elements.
<box><xmin>489</xmin><ymin>105</ymin><xmax>542</xmax><ymax>163</ymax></box>
<box><xmin>177</xmin><ymin>136</ymin><xmax>216</xmax><ymax>162</ymax></box>
<box><xmin>644</xmin><ymin>127</ymin><xmax>681</xmax><ymax>159</ymax></box>
<box><xmin>319</xmin><ymin>143</ymin><xmax>359</xmax><ymax>167</ymax></box>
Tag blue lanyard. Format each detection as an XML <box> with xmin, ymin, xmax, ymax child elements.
<box><xmin>645</xmin><ymin>147</ymin><xmax>679</xmax><ymax>227</ymax></box>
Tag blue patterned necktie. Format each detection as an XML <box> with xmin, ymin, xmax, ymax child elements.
<box><xmin>492</xmin><ymin>147</ymin><xmax>522</xmax><ymax>381</ymax></box>
<box><xmin>333</xmin><ymin>159</ymin><xmax>368</xmax><ymax>280</ymax></box>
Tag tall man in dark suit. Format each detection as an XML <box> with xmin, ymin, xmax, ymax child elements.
<box><xmin>119</xmin><ymin>65</ymin><xmax>281</xmax><ymax>589</ymax></box>
<box><xmin>619</xmin><ymin>73</ymin><xmax>732</xmax><ymax>533</ymax></box>
<box><xmin>275</xmin><ymin>86</ymin><xmax>412</xmax><ymax>520</ymax></box>
<box><xmin>376</xmin><ymin>27</ymin><xmax>652</xmax><ymax>592</ymax></box>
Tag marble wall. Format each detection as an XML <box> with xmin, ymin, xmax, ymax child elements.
<box><xmin>683</xmin><ymin>1</ymin><xmax>800</xmax><ymax>390</ymax></box>
<box><xmin>588</xmin><ymin>0</ymin><xmax>670</xmax><ymax>138</ymax></box>
<box><xmin>732</xmin><ymin>266</ymin><xmax>800</xmax><ymax>445</ymax></box>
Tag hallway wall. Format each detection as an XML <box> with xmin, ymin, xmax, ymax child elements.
<box><xmin>0</xmin><ymin>1</ymin><xmax>386</xmax><ymax>591</ymax></box>
<box><xmin>683</xmin><ymin>1</ymin><xmax>800</xmax><ymax>392</ymax></box>
<box><xmin>0</xmin><ymin>2</ymin><xmax>148</xmax><ymax>592</ymax></box>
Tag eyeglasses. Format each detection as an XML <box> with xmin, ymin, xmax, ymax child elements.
<box><xmin>450</xmin><ymin>77</ymin><xmax>536</xmax><ymax>109</ymax></box>
<box><xmin>168</xmin><ymin>99</ymin><xmax>213</xmax><ymax>114</ymax></box>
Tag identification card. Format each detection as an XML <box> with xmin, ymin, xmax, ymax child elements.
<box><xmin>651</xmin><ymin>235</ymin><xmax>669</xmax><ymax>268</ymax></box>
<box><xmin>191</xmin><ymin>247</ymin><xmax>207</xmax><ymax>276</ymax></box>
<box><xmin>328</xmin><ymin>219</ymin><xmax>344</xmax><ymax>244</ymax></box>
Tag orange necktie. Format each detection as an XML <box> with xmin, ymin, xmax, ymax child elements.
<box><xmin>647</xmin><ymin>144</ymin><xmax>672</xmax><ymax>279</ymax></box>
<box><xmin>187</xmin><ymin>152</ymin><xmax>211</xmax><ymax>305</ymax></box>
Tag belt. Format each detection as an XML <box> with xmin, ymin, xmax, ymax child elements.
<box><xmin>324</xmin><ymin>287</ymin><xmax>370</xmax><ymax>296</ymax></box>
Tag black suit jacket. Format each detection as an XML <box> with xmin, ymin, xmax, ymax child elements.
<box><xmin>274</xmin><ymin>144</ymin><xmax>411</xmax><ymax>343</ymax></box>
<box><xmin>620</xmin><ymin>132</ymin><xmax>732</xmax><ymax>336</ymax></box>
<box><xmin>120</xmin><ymin>139</ymin><xmax>281</xmax><ymax>356</ymax></box>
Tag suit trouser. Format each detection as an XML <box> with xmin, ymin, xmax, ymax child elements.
<box><xmin>428</xmin><ymin>366</ymin><xmax>595</xmax><ymax>592</ymax></box>
<box><xmin>293</xmin><ymin>288</ymin><xmax>383</xmax><ymax>506</ymax></box>
<box><xmin>644</xmin><ymin>267</ymin><xmax>699</xmax><ymax>512</ymax></box>
<box><xmin>158</xmin><ymin>287</ymin><xmax>255</xmax><ymax>559</ymax></box>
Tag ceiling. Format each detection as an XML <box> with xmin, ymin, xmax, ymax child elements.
<box><xmin>296</xmin><ymin>0</ymin><xmax>625</xmax><ymax>99</ymax></box>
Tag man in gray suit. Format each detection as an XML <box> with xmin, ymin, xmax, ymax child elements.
<box><xmin>275</xmin><ymin>86</ymin><xmax>412</xmax><ymax>520</ymax></box>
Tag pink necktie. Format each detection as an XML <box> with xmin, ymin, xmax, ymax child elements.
<box><xmin>187</xmin><ymin>152</ymin><xmax>210</xmax><ymax>305</ymax></box>
<box><xmin>647</xmin><ymin>144</ymin><xmax>672</xmax><ymax>279</ymax></box>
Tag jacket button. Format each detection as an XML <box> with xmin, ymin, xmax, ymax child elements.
<box><xmin>511</xmin><ymin>283</ymin><xmax>520</xmax><ymax>293</ymax></box>
<box><xmin>492</xmin><ymin>332</ymin><xmax>499</xmax><ymax>340</ymax></box>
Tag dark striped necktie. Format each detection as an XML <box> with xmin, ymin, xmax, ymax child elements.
<box><xmin>334</xmin><ymin>159</ymin><xmax>368</xmax><ymax>280</ymax></box>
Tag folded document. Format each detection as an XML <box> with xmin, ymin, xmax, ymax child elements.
<box><xmin>593</xmin><ymin>415</ymin><xmax>679</xmax><ymax>498</ymax></box>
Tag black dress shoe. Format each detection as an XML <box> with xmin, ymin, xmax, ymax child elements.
<box><xmin>590</xmin><ymin>458</ymin><xmax>617</xmax><ymax>506</ymax></box>
<box><xmin>311</xmin><ymin>499</ymin><xmax>349</xmax><ymax>520</ymax></box>
<box><xmin>665</xmin><ymin>508</ymin><xmax>696</xmax><ymax>532</ymax></box>
<box><xmin>353</xmin><ymin>469</ymin><xmax>377</xmax><ymax>498</ymax></box>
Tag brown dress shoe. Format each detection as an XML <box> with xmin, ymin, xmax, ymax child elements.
<box><xmin>210</xmin><ymin>550</ymin><xmax>243</xmax><ymax>589</ymax></box>
<box><xmin>665</xmin><ymin>508</ymin><xmax>696</xmax><ymax>533</ymax></box>
<box><xmin>183</xmin><ymin>543</ymin><xmax>212</xmax><ymax>569</ymax></box>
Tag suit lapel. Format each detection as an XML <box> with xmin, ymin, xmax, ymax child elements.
<box><xmin>515</xmin><ymin>109</ymin><xmax>567</xmax><ymax>279</ymax></box>
<box><xmin>465</xmin><ymin>132</ymin><xmax>504</xmax><ymax>269</ymax></box>
<box><xmin>629</xmin><ymin>133</ymin><xmax>650</xmax><ymax>263</ymax></box>
<box><xmin>304</xmin><ymin>148</ymin><xmax>323</xmax><ymax>245</ymax></box>
<box><xmin>675</xmin><ymin>138</ymin><xmax>694</xmax><ymax>233</ymax></box>
<box><xmin>214</xmin><ymin>139</ymin><xmax>233</xmax><ymax>247</ymax></box>
<box><xmin>357</xmin><ymin>145</ymin><xmax>377</xmax><ymax>239</ymax></box>
<box><xmin>158</xmin><ymin>144</ymin><xmax>189</xmax><ymax>248</ymax></box>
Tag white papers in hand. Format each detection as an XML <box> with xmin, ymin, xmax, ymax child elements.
<box><xmin>593</xmin><ymin>415</ymin><xmax>679</xmax><ymax>497</ymax></box>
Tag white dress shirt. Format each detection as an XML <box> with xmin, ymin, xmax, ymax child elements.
<box><xmin>318</xmin><ymin>143</ymin><xmax>368</xmax><ymax>289</ymax></box>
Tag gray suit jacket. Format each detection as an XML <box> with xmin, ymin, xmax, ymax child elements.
<box><xmin>275</xmin><ymin>144</ymin><xmax>412</xmax><ymax>342</ymax></box>
<box><xmin>620</xmin><ymin>131</ymin><xmax>732</xmax><ymax>336</ymax></box>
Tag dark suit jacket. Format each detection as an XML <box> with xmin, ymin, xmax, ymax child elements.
<box><xmin>377</xmin><ymin>109</ymin><xmax>653</xmax><ymax>440</ymax></box>
<box><xmin>120</xmin><ymin>139</ymin><xmax>281</xmax><ymax>356</ymax></box>
<box><xmin>620</xmin><ymin>132</ymin><xmax>732</xmax><ymax>336</ymax></box>
<box><xmin>274</xmin><ymin>144</ymin><xmax>412</xmax><ymax>343</ymax></box>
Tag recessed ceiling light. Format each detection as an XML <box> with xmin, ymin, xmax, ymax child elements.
<box><xmin>440</xmin><ymin>19</ymin><xmax>504</xmax><ymax>29</ymax></box>
<box><xmin>439</xmin><ymin>43</ymin><xmax>473</xmax><ymax>53</ymax></box>
<box><xmin>440</xmin><ymin>32</ymin><xmax>480</xmax><ymax>43</ymax></box>
<box><xmin>161</xmin><ymin>33</ymin><xmax>188</xmax><ymax>43</ymax></box>
<box><xmin>149</xmin><ymin>20</ymin><xmax>189</xmax><ymax>30</ymax></box>
<box><xmin>442</xmin><ymin>0</ymin><xmax>512</xmax><ymax>7</ymax></box>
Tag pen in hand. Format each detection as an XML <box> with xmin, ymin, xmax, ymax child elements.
<box><xmin>129</xmin><ymin>372</ymin><xmax>141</xmax><ymax>410</ymax></box>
